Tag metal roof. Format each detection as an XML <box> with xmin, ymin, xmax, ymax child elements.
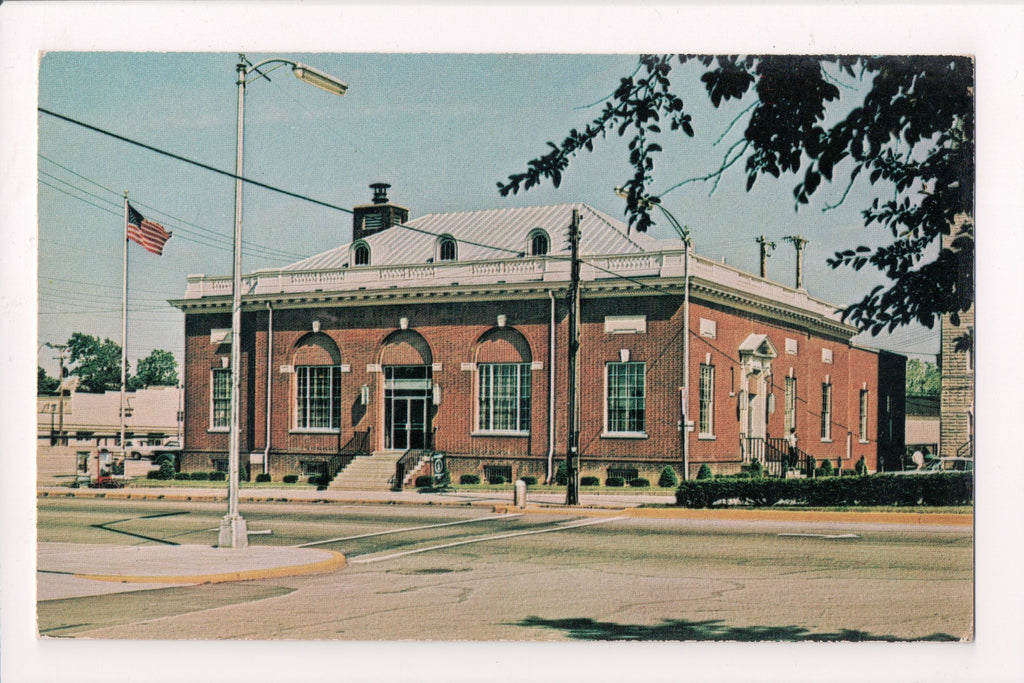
<box><xmin>280</xmin><ymin>203</ymin><xmax>672</xmax><ymax>272</ymax></box>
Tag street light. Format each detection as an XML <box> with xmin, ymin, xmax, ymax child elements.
<box><xmin>615</xmin><ymin>188</ymin><xmax>693</xmax><ymax>481</ymax></box>
<box><xmin>220</xmin><ymin>54</ymin><xmax>347</xmax><ymax>549</ymax></box>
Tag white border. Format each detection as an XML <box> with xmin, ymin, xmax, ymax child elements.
<box><xmin>3</xmin><ymin>3</ymin><xmax>1023</xmax><ymax>683</ymax></box>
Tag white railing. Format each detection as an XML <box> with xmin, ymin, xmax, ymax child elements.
<box><xmin>183</xmin><ymin>250</ymin><xmax>845</xmax><ymax>324</ymax></box>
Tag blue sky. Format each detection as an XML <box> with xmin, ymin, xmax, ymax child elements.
<box><xmin>36</xmin><ymin>51</ymin><xmax>944</xmax><ymax>377</ymax></box>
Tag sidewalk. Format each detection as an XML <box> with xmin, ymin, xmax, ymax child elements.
<box><xmin>37</xmin><ymin>484</ymin><xmax>677</xmax><ymax>509</ymax></box>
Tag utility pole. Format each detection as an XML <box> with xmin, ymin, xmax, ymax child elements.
<box><xmin>756</xmin><ymin>235</ymin><xmax>776</xmax><ymax>279</ymax></box>
<box><xmin>45</xmin><ymin>343</ymin><xmax>69</xmax><ymax>446</ymax></box>
<box><xmin>565</xmin><ymin>208</ymin><xmax>581</xmax><ymax>505</ymax></box>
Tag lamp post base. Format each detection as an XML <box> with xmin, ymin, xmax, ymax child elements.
<box><xmin>218</xmin><ymin>514</ymin><xmax>248</xmax><ymax>549</ymax></box>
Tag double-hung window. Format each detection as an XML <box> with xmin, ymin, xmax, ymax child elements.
<box><xmin>296</xmin><ymin>365</ymin><xmax>341</xmax><ymax>431</ymax></box>
<box><xmin>699</xmin><ymin>364</ymin><xmax>715</xmax><ymax>437</ymax></box>
<box><xmin>820</xmin><ymin>381</ymin><xmax>832</xmax><ymax>441</ymax></box>
<box><xmin>606</xmin><ymin>362</ymin><xmax>646</xmax><ymax>435</ymax></box>
<box><xmin>478</xmin><ymin>363</ymin><xmax>531</xmax><ymax>433</ymax></box>
<box><xmin>211</xmin><ymin>368</ymin><xmax>231</xmax><ymax>430</ymax></box>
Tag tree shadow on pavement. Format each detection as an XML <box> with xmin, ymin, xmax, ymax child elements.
<box><xmin>515</xmin><ymin>616</ymin><xmax>958</xmax><ymax>642</ymax></box>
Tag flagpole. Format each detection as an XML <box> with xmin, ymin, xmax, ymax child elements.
<box><xmin>120</xmin><ymin>192</ymin><xmax>129</xmax><ymax>472</ymax></box>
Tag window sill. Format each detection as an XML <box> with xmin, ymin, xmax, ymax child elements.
<box><xmin>859</xmin><ymin>439</ymin><xmax>870</xmax><ymax>445</ymax></box>
<box><xmin>471</xmin><ymin>430</ymin><xmax>530</xmax><ymax>438</ymax></box>
<box><xmin>208</xmin><ymin>428</ymin><xmax>229</xmax><ymax>433</ymax></box>
<box><xmin>601</xmin><ymin>432</ymin><xmax>648</xmax><ymax>439</ymax></box>
<box><xmin>290</xmin><ymin>429</ymin><xmax>341</xmax><ymax>435</ymax></box>
<box><xmin>698</xmin><ymin>434</ymin><xmax>716</xmax><ymax>441</ymax></box>
<box><xmin>821</xmin><ymin>438</ymin><xmax>833</xmax><ymax>443</ymax></box>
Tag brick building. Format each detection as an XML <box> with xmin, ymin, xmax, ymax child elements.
<box><xmin>172</xmin><ymin>186</ymin><xmax>904</xmax><ymax>486</ymax></box>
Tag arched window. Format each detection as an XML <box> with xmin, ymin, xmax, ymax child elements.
<box><xmin>474</xmin><ymin>328</ymin><xmax>533</xmax><ymax>434</ymax></box>
<box><xmin>529</xmin><ymin>230</ymin><xmax>549</xmax><ymax>256</ymax></box>
<box><xmin>353</xmin><ymin>242</ymin><xmax>370</xmax><ymax>266</ymax></box>
<box><xmin>292</xmin><ymin>333</ymin><xmax>342</xmax><ymax>432</ymax></box>
<box><xmin>438</xmin><ymin>236</ymin><xmax>457</xmax><ymax>262</ymax></box>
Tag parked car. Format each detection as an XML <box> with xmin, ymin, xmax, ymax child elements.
<box><xmin>103</xmin><ymin>438</ymin><xmax>182</xmax><ymax>460</ymax></box>
<box><xmin>893</xmin><ymin>457</ymin><xmax>972</xmax><ymax>474</ymax></box>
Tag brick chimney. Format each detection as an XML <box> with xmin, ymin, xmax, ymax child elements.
<box><xmin>352</xmin><ymin>183</ymin><xmax>408</xmax><ymax>241</ymax></box>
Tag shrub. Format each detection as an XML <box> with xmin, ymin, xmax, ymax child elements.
<box><xmin>805</xmin><ymin>457</ymin><xmax>817</xmax><ymax>477</ymax></box>
<box><xmin>520</xmin><ymin>476</ymin><xmax>538</xmax><ymax>486</ymax></box>
<box><xmin>818</xmin><ymin>459</ymin><xmax>834</xmax><ymax>477</ymax></box>
<box><xmin>555</xmin><ymin>461</ymin><xmax>568</xmax><ymax>486</ymax></box>
<box><xmin>855</xmin><ymin>456</ymin><xmax>868</xmax><ymax>476</ymax></box>
<box><xmin>191</xmin><ymin>471</ymin><xmax>209</xmax><ymax>481</ymax></box>
<box><xmin>307</xmin><ymin>475</ymin><xmax>323</xmax><ymax>485</ymax></box>
<box><xmin>676</xmin><ymin>472</ymin><xmax>972</xmax><ymax>508</ymax></box>
<box><xmin>146</xmin><ymin>470</ymin><xmax>160</xmax><ymax>480</ymax></box>
<box><xmin>460</xmin><ymin>474</ymin><xmax>481</xmax><ymax>485</ymax></box>
<box><xmin>696</xmin><ymin>464</ymin><xmax>713</xmax><ymax>480</ymax></box>
<box><xmin>580</xmin><ymin>476</ymin><xmax>601</xmax><ymax>486</ymax></box>
<box><xmin>282</xmin><ymin>474</ymin><xmax>298</xmax><ymax>484</ymax></box>
<box><xmin>415</xmin><ymin>475</ymin><xmax>433</xmax><ymax>488</ymax></box>
<box><xmin>748</xmin><ymin>459</ymin><xmax>764</xmax><ymax>477</ymax></box>
<box><xmin>658</xmin><ymin>466</ymin><xmax>679</xmax><ymax>488</ymax></box>
<box><xmin>209</xmin><ymin>471</ymin><xmax>226</xmax><ymax>481</ymax></box>
<box><xmin>606</xmin><ymin>476</ymin><xmax>625</xmax><ymax>487</ymax></box>
<box><xmin>174</xmin><ymin>472</ymin><xmax>190</xmax><ymax>480</ymax></box>
<box><xmin>629</xmin><ymin>478</ymin><xmax>651</xmax><ymax>488</ymax></box>
<box><xmin>488</xmin><ymin>475</ymin><xmax>506</xmax><ymax>485</ymax></box>
<box><xmin>158</xmin><ymin>460</ymin><xmax>176</xmax><ymax>480</ymax></box>
<box><xmin>255</xmin><ymin>473</ymin><xmax>271</xmax><ymax>483</ymax></box>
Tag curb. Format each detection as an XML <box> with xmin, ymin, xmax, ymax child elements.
<box><xmin>39</xmin><ymin>488</ymin><xmax>972</xmax><ymax>526</ymax></box>
<box><xmin>492</xmin><ymin>504</ymin><xmax>973</xmax><ymax>527</ymax></box>
<box><xmin>73</xmin><ymin>549</ymin><xmax>347</xmax><ymax>585</ymax></box>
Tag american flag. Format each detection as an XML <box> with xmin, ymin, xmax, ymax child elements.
<box><xmin>127</xmin><ymin>203</ymin><xmax>172</xmax><ymax>255</ymax></box>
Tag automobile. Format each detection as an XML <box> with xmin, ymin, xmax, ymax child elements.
<box><xmin>893</xmin><ymin>457</ymin><xmax>972</xmax><ymax>474</ymax></box>
<box><xmin>104</xmin><ymin>438</ymin><xmax>183</xmax><ymax>460</ymax></box>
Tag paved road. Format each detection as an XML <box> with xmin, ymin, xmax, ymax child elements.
<box><xmin>37</xmin><ymin>498</ymin><xmax>973</xmax><ymax>641</ymax></box>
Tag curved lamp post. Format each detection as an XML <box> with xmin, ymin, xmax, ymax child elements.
<box><xmin>615</xmin><ymin>188</ymin><xmax>693</xmax><ymax>481</ymax></box>
<box><xmin>220</xmin><ymin>55</ymin><xmax>348</xmax><ymax>549</ymax></box>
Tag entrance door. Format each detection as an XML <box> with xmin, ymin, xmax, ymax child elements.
<box><xmin>383</xmin><ymin>366</ymin><xmax>432</xmax><ymax>450</ymax></box>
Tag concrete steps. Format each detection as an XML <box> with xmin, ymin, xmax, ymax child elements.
<box><xmin>329</xmin><ymin>451</ymin><xmax>405</xmax><ymax>491</ymax></box>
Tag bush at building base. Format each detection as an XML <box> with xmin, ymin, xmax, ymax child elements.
<box><xmin>580</xmin><ymin>476</ymin><xmax>600</xmax><ymax>487</ymax></box>
<box><xmin>520</xmin><ymin>475</ymin><xmax>538</xmax><ymax>486</ymax></box>
<box><xmin>658</xmin><ymin>466</ymin><xmax>680</xmax><ymax>488</ymax></box>
<box><xmin>696</xmin><ymin>464</ymin><xmax>713</xmax><ymax>480</ymax></box>
<box><xmin>605</xmin><ymin>476</ymin><xmax>625</xmax><ymax>487</ymax></box>
<box><xmin>460</xmin><ymin>474</ymin><xmax>481</xmax><ymax>485</ymax></box>
<box><xmin>282</xmin><ymin>474</ymin><xmax>298</xmax><ymax>484</ymax></box>
<box><xmin>629</xmin><ymin>478</ymin><xmax>651</xmax><ymax>488</ymax></box>
<box><xmin>674</xmin><ymin>472</ymin><xmax>972</xmax><ymax>508</ymax></box>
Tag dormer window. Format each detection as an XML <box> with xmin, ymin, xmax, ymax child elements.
<box><xmin>439</xmin><ymin>236</ymin><xmax>457</xmax><ymax>262</ymax></box>
<box><xmin>529</xmin><ymin>229</ymin><xmax>549</xmax><ymax>256</ymax></box>
<box><xmin>353</xmin><ymin>241</ymin><xmax>370</xmax><ymax>266</ymax></box>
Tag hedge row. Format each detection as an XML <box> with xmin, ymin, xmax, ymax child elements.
<box><xmin>675</xmin><ymin>472</ymin><xmax>972</xmax><ymax>508</ymax></box>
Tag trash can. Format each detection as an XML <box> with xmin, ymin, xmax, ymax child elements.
<box><xmin>514</xmin><ymin>479</ymin><xmax>527</xmax><ymax>508</ymax></box>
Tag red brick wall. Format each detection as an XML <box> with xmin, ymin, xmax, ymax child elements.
<box><xmin>182</xmin><ymin>292</ymin><xmax>884</xmax><ymax>476</ymax></box>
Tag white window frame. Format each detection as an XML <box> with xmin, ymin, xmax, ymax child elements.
<box><xmin>820</xmin><ymin>381</ymin><xmax>832</xmax><ymax>442</ymax></box>
<box><xmin>475</xmin><ymin>362</ymin><xmax>531</xmax><ymax>435</ymax></box>
<box><xmin>294</xmin><ymin>365</ymin><xmax>342</xmax><ymax>432</ymax></box>
<box><xmin>352</xmin><ymin>241</ymin><xmax>370</xmax><ymax>266</ymax></box>
<box><xmin>604</xmin><ymin>362</ymin><xmax>647</xmax><ymax>437</ymax></box>
<box><xmin>210</xmin><ymin>368</ymin><xmax>231</xmax><ymax>432</ymax></box>
<box><xmin>859</xmin><ymin>389</ymin><xmax>870</xmax><ymax>443</ymax></box>
<box><xmin>698</xmin><ymin>363</ymin><xmax>715</xmax><ymax>438</ymax></box>
<box><xmin>438</xmin><ymin>235</ymin><xmax>457</xmax><ymax>262</ymax></box>
<box><xmin>527</xmin><ymin>229</ymin><xmax>549</xmax><ymax>257</ymax></box>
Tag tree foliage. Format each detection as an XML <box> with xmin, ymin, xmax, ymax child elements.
<box><xmin>135</xmin><ymin>349</ymin><xmax>179</xmax><ymax>388</ymax></box>
<box><xmin>37</xmin><ymin>366</ymin><xmax>60</xmax><ymax>395</ymax></box>
<box><xmin>905</xmin><ymin>358</ymin><xmax>941</xmax><ymax>397</ymax></box>
<box><xmin>498</xmin><ymin>55</ymin><xmax>974</xmax><ymax>337</ymax></box>
<box><xmin>67</xmin><ymin>332</ymin><xmax>124</xmax><ymax>393</ymax></box>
